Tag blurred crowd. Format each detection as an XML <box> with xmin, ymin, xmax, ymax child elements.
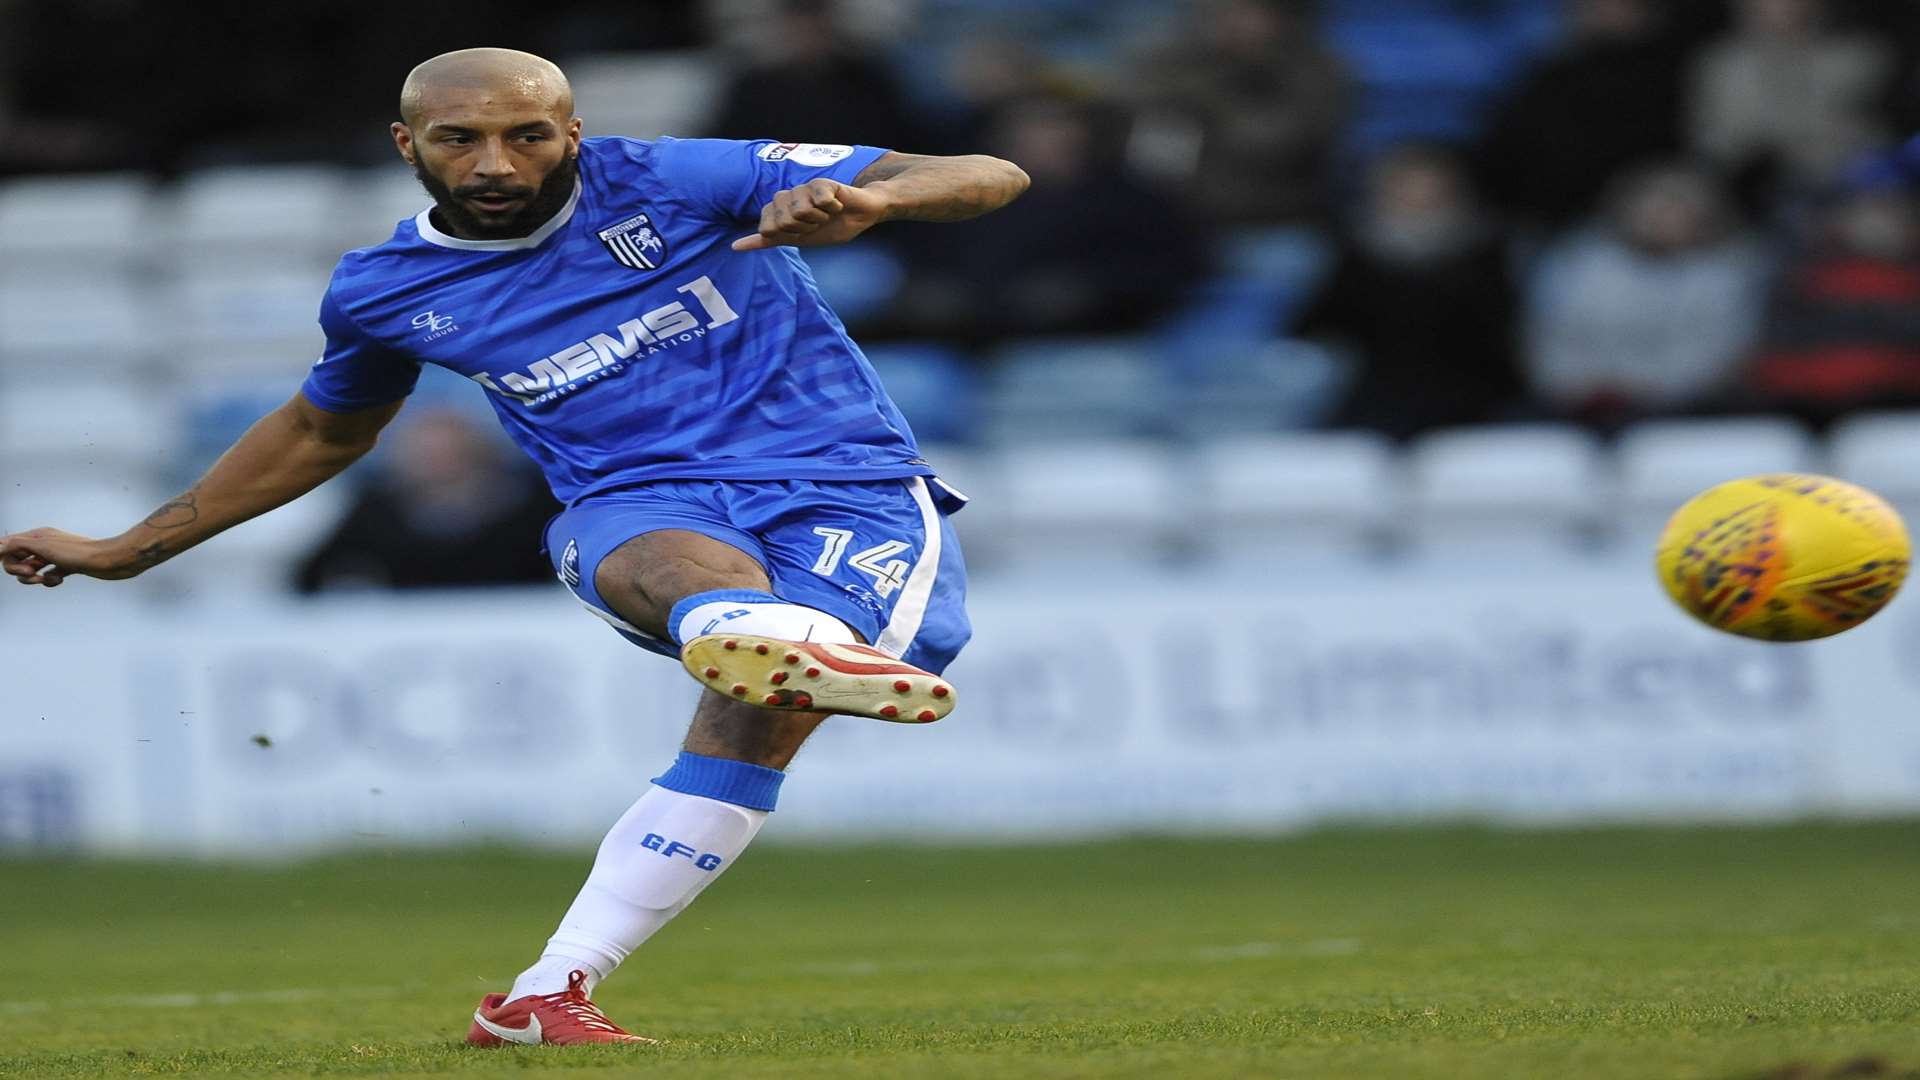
<box><xmin>4</xmin><ymin>0</ymin><xmax>1920</xmax><ymax>590</ymax></box>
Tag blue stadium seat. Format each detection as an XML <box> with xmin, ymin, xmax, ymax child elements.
<box><xmin>981</xmin><ymin>337</ymin><xmax>1167</xmax><ymax>442</ymax></box>
<box><xmin>1154</xmin><ymin>279</ymin><xmax>1291</xmax><ymax>345</ymax></box>
<box><xmin>168</xmin><ymin>266</ymin><xmax>332</xmax><ymax>366</ymax></box>
<box><xmin>990</xmin><ymin>437</ymin><xmax>1186</xmax><ymax>572</ymax></box>
<box><xmin>344</xmin><ymin>167</ymin><xmax>432</xmax><ymax>251</ymax></box>
<box><xmin>861</xmin><ymin>343</ymin><xmax>980</xmax><ymax>445</ymax></box>
<box><xmin>1323</xmin><ymin>5</ymin><xmax>1555</xmax><ymax>164</ymax></box>
<box><xmin>1156</xmin><ymin>227</ymin><xmax>1332</xmax><ymax>354</ymax></box>
<box><xmin>1616</xmin><ymin>417</ymin><xmax>1817</xmax><ymax>546</ymax></box>
<box><xmin>1164</xmin><ymin>339</ymin><xmax>1351</xmax><ymax>436</ymax></box>
<box><xmin>1195</xmin><ymin>429</ymin><xmax>1397</xmax><ymax>567</ymax></box>
<box><xmin>799</xmin><ymin>245</ymin><xmax>907</xmax><ymax>325</ymax></box>
<box><xmin>173</xmin><ymin>377</ymin><xmax>295</xmax><ymax>486</ymax></box>
<box><xmin>1326</xmin><ymin>19</ymin><xmax>1512</xmax><ymax>90</ymax></box>
<box><xmin>1829</xmin><ymin>411</ymin><xmax>1920</xmax><ymax>523</ymax></box>
<box><xmin>0</xmin><ymin>376</ymin><xmax>176</xmax><ymax>471</ymax></box>
<box><xmin>1404</xmin><ymin>422</ymin><xmax>1609</xmax><ymax>563</ymax></box>
<box><xmin>911</xmin><ymin>442</ymin><xmax>1007</xmax><ymax>568</ymax></box>
<box><xmin>565</xmin><ymin>52</ymin><xmax>724</xmax><ymax>141</ymax></box>
<box><xmin>0</xmin><ymin>274</ymin><xmax>152</xmax><ymax>370</ymax></box>
<box><xmin>1219</xmin><ymin>226</ymin><xmax>1332</xmax><ymax>288</ymax></box>
<box><xmin>0</xmin><ymin>174</ymin><xmax>156</xmax><ymax>270</ymax></box>
<box><xmin>165</xmin><ymin>164</ymin><xmax>351</xmax><ymax>265</ymax></box>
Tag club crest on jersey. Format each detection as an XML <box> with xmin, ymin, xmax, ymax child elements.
<box><xmin>596</xmin><ymin>211</ymin><xmax>668</xmax><ymax>271</ymax></box>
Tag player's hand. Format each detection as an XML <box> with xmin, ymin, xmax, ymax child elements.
<box><xmin>732</xmin><ymin>179</ymin><xmax>890</xmax><ymax>252</ymax></box>
<box><xmin>1</xmin><ymin>528</ymin><xmax>145</xmax><ymax>586</ymax></box>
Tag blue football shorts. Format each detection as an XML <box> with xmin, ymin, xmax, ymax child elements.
<box><xmin>544</xmin><ymin>476</ymin><xmax>971</xmax><ymax>676</ymax></box>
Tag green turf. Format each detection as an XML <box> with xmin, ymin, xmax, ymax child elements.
<box><xmin>3</xmin><ymin>824</ymin><xmax>1920</xmax><ymax>1078</ymax></box>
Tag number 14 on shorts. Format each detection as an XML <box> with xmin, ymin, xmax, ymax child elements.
<box><xmin>811</xmin><ymin>527</ymin><xmax>910</xmax><ymax>597</ymax></box>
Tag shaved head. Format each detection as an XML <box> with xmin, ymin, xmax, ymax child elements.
<box><xmin>391</xmin><ymin>48</ymin><xmax>583</xmax><ymax>241</ymax></box>
<box><xmin>399</xmin><ymin>47</ymin><xmax>573</xmax><ymax>129</ymax></box>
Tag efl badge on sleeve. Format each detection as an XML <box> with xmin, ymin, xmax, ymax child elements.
<box><xmin>597</xmin><ymin>211</ymin><xmax>668</xmax><ymax>271</ymax></box>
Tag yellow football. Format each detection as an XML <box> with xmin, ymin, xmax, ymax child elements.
<box><xmin>1654</xmin><ymin>474</ymin><xmax>1910</xmax><ymax>641</ymax></box>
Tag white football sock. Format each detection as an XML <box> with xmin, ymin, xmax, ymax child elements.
<box><xmin>509</xmin><ymin>786</ymin><xmax>768</xmax><ymax>999</ymax></box>
<box><xmin>671</xmin><ymin>590</ymin><xmax>858</xmax><ymax>647</ymax></box>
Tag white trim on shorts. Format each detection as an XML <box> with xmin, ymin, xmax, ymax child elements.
<box><xmin>873</xmin><ymin>477</ymin><xmax>942</xmax><ymax>658</ymax></box>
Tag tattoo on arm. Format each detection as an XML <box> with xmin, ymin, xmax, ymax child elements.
<box><xmin>852</xmin><ymin>153</ymin><xmax>1029</xmax><ymax>223</ymax></box>
<box><xmin>142</xmin><ymin>490</ymin><xmax>199</xmax><ymax>529</ymax></box>
<box><xmin>130</xmin><ymin>541</ymin><xmax>170</xmax><ymax>569</ymax></box>
<box><xmin>851</xmin><ymin>154</ymin><xmax>918</xmax><ymax>185</ymax></box>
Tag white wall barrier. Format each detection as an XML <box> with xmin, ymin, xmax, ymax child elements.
<box><xmin>7</xmin><ymin>559</ymin><xmax>1920</xmax><ymax>853</ymax></box>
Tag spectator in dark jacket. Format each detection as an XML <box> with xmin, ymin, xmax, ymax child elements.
<box><xmin>1121</xmin><ymin>0</ymin><xmax>1348</xmax><ymax>225</ymax></box>
<box><xmin>294</xmin><ymin>410</ymin><xmax>560</xmax><ymax>594</ymax></box>
<box><xmin>884</xmin><ymin>95</ymin><xmax>1208</xmax><ymax>343</ymax></box>
<box><xmin>1295</xmin><ymin>143</ymin><xmax>1521</xmax><ymax>438</ymax></box>
<box><xmin>705</xmin><ymin>0</ymin><xmax>916</xmax><ymax>151</ymax></box>
<box><xmin>1475</xmin><ymin>0</ymin><xmax>1690</xmax><ymax>231</ymax></box>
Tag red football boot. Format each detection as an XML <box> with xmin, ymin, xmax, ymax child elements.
<box><xmin>681</xmin><ymin>634</ymin><xmax>957</xmax><ymax>722</ymax></box>
<box><xmin>466</xmin><ymin>969</ymin><xmax>657</xmax><ymax>1046</ymax></box>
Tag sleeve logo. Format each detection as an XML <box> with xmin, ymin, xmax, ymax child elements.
<box><xmin>756</xmin><ymin>142</ymin><xmax>853</xmax><ymax>166</ymax></box>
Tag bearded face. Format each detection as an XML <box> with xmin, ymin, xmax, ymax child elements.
<box><xmin>413</xmin><ymin>146</ymin><xmax>579</xmax><ymax>241</ymax></box>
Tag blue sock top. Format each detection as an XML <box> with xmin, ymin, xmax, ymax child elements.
<box><xmin>653</xmin><ymin>750</ymin><xmax>785</xmax><ymax>812</ymax></box>
<box><xmin>666</xmin><ymin>588</ymin><xmax>783</xmax><ymax>646</ymax></box>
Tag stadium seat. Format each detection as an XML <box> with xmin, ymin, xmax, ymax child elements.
<box><xmin>1827</xmin><ymin>411</ymin><xmax>1920</xmax><ymax>521</ymax></box>
<box><xmin>1151</xmin><ymin>231</ymin><xmax>1330</xmax><ymax>354</ymax></box>
<box><xmin>989</xmin><ymin>438</ymin><xmax>1184</xmax><ymax>573</ymax></box>
<box><xmin>913</xmin><ymin>442</ymin><xmax>1007</xmax><ymax>569</ymax></box>
<box><xmin>172</xmin><ymin>376</ymin><xmax>301</xmax><ymax>486</ymax></box>
<box><xmin>166</xmin><ymin>266</ymin><xmax>331</xmax><ymax>364</ymax></box>
<box><xmin>1324</xmin><ymin>15</ymin><xmax>1518</xmax><ymax>90</ymax></box>
<box><xmin>1165</xmin><ymin>339</ymin><xmax>1351</xmax><ymax>436</ymax></box>
<box><xmin>862</xmin><ymin>343</ymin><xmax>979</xmax><ymax>444</ymax></box>
<box><xmin>981</xmin><ymin>337</ymin><xmax>1168</xmax><ymax>442</ymax></box>
<box><xmin>343</xmin><ymin>167</ymin><xmax>432</xmax><ymax>250</ymax></box>
<box><xmin>1218</xmin><ymin>225</ymin><xmax>1332</xmax><ymax>290</ymax></box>
<box><xmin>1154</xmin><ymin>279</ymin><xmax>1290</xmax><ymax>345</ymax></box>
<box><xmin>165</xmin><ymin>164</ymin><xmax>352</xmax><ymax>263</ymax></box>
<box><xmin>1405</xmin><ymin>423</ymin><xmax>1607</xmax><ymax>563</ymax></box>
<box><xmin>1616</xmin><ymin>416</ymin><xmax>1816</xmax><ymax>543</ymax></box>
<box><xmin>0</xmin><ymin>274</ymin><xmax>152</xmax><ymax>366</ymax></box>
<box><xmin>0</xmin><ymin>377</ymin><xmax>179</xmax><ymax>472</ymax></box>
<box><xmin>800</xmin><ymin>245</ymin><xmax>907</xmax><ymax>325</ymax></box>
<box><xmin>565</xmin><ymin>52</ymin><xmax>723</xmax><ymax>140</ymax></box>
<box><xmin>1194</xmin><ymin>430</ymin><xmax>1397</xmax><ymax>567</ymax></box>
<box><xmin>0</xmin><ymin>173</ymin><xmax>156</xmax><ymax>269</ymax></box>
<box><xmin>2</xmin><ymin>470</ymin><xmax>168</xmax><ymax>552</ymax></box>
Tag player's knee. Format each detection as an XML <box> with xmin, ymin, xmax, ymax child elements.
<box><xmin>588</xmin><ymin>557</ymin><xmax>754</xmax><ymax>637</ymax></box>
<box><xmin>595</xmin><ymin>531</ymin><xmax>772</xmax><ymax>632</ymax></box>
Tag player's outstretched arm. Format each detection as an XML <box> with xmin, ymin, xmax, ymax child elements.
<box><xmin>731</xmin><ymin>152</ymin><xmax>1029</xmax><ymax>252</ymax></box>
<box><xmin>0</xmin><ymin>393</ymin><xmax>403</xmax><ymax>587</ymax></box>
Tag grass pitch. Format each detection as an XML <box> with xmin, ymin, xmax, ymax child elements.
<box><xmin>3</xmin><ymin>824</ymin><xmax>1919</xmax><ymax>1078</ymax></box>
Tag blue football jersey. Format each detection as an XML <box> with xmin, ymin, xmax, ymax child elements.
<box><xmin>303</xmin><ymin>137</ymin><xmax>932</xmax><ymax>503</ymax></box>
